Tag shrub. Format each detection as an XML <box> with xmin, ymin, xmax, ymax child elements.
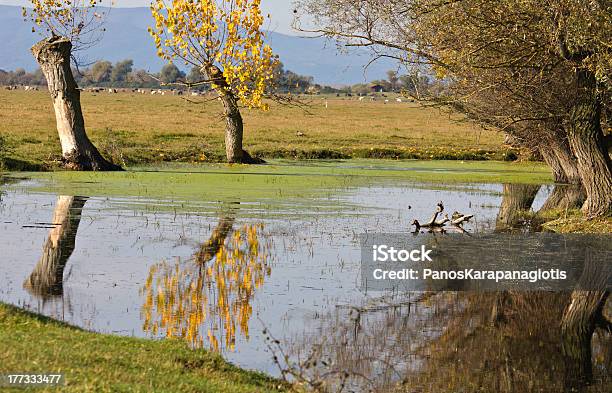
<box><xmin>0</xmin><ymin>134</ymin><xmax>9</xmax><ymax>169</ymax></box>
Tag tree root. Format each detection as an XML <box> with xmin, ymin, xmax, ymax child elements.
<box><xmin>237</xmin><ymin>150</ymin><xmax>266</xmax><ymax>164</ymax></box>
<box><xmin>62</xmin><ymin>150</ymin><xmax>123</xmax><ymax>171</ymax></box>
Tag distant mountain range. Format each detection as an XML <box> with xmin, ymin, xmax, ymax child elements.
<box><xmin>0</xmin><ymin>5</ymin><xmax>397</xmax><ymax>85</ymax></box>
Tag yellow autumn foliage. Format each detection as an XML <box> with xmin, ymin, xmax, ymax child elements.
<box><xmin>141</xmin><ymin>223</ymin><xmax>272</xmax><ymax>352</ymax></box>
<box><xmin>149</xmin><ymin>0</ymin><xmax>278</xmax><ymax>109</ymax></box>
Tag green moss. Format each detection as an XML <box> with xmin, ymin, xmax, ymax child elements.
<box><xmin>10</xmin><ymin>160</ymin><xmax>551</xmax><ymax>205</ymax></box>
<box><xmin>0</xmin><ymin>303</ymin><xmax>288</xmax><ymax>393</ymax></box>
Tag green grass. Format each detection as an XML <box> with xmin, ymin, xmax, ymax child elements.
<box><xmin>542</xmin><ymin>210</ymin><xmax>612</xmax><ymax>233</ymax></box>
<box><xmin>0</xmin><ymin>90</ymin><xmax>512</xmax><ymax>168</ymax></box>
<box><xmin>0</xmin><ymin>303</ymin><xmax>288</xmax><ymax>393</ymax></box>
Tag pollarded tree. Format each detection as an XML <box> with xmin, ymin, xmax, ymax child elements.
<box><xmin>297</xmin><ymin>0</ymin><xmax>612</xmax><ymax>217</ymax></box>
<box><xmin>23</xmin><ymin>0</ymin><xmax>121</xmax><ymax>170</ymax></box>
<box><xmin>149</xmin><ymin>0</ymin><xmax>278</xmax><ymax>164</ymax></box>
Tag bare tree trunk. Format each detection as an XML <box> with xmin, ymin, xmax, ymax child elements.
<box><xmin>551</xmin><ymin>134</ymin><xmax>582</xmax><ymax>185</ymax></box>
<box><xmin>219</xmin><ymin>91</ymin><xmax>245</xmax><ymax>163</ymax></box>
<box><xmin>541</xmin><ymin>147</ymin><xmax>569</xmax><ymax>184</ymax></box>
<box><xmin>539</xmin><ymin>130</ymin><xmax>582</xmax><ymax>185</ymax></box>
<box><xmin>23</xmin><ymin>195</ymin><xmax>87</xmax><ymax>299</ymax></box>
<box><xmin>566</xmin><ymin>70</ymin><xmax>612</xmax><ymax>217</ymax></box>
<box><xmin>205</xmin><ymin>64</ymin><xmax>264</xmax><ymax>164</ymax></box>
<box><xmin>495</xmin><ymin>184</ymin><xmax>541</xmax><ymax>231</ymax></box>
<box><xmin>31</xmin><ymin>36</ymin><xmax>121</xmax><ymax>171</ymax></box>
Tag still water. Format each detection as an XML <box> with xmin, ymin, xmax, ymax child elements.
<box><xmin>0</xmin><ymin>163</ymin><xmax>608</xmax><ymax>392</ymax></box>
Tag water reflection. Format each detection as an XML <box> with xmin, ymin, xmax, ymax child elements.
<box><xmin>540</xmin><ymin>184</ymin><xmax>585</xmax><ymax>212</ymax></box>
<box><xmin>141</xmin><ymin>207</ymin><xmax>272</xmax><ymax>352</ymax></box>
<box><xmin>23</xmin><ymin>196</ymin><xmax>87</xmax><ymax>299</ymax></box>
<box><xmin>495</xmin><ymin>184</ymin><xmax>541</xmax><ymax>231</ymax></box>
<box><xmin>1</xmin><ymin>177</ymin><xmax>608</xmax><ymax>383</ymax></box>
<box><xmin>284</xmin><ymin>286</ymin><xmax>610</xmax><ymax>392</ymax></box>
<box><xmin>279</xmin><ymin>186</ymin><xmax>610</xmax><ymax>392</ymax></box>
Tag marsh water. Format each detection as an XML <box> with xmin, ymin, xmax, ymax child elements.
<box><xmin>0</xmin><ymin>161</ymin><xmax>609</xmax><ymax>392</ymax></box>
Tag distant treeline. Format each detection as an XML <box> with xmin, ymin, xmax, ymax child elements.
<box><xmin>0</xmin><ymin>61</ymin><xmax>435</xmax><ymax>97</ymax></box>
<box><xmin>0</xmin><ymin>60</ymin><xmax>333</xmax><ymax>93</ymax></box>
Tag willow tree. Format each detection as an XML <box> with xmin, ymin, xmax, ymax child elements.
<box><xmin>24</xmin><ymin>0</ymin><xmax>121</xmax><ymax>170</ymax></box>
<box><xmin>297</xmin><ymin>0</ymin><xmax>612</xmax><ymax>217</ymax></box>
<box><xmin>149</xmin><ymin>0</ymin><xmax>278</xmax><ymax>164</ymax></box>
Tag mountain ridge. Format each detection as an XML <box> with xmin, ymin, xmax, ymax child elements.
<box><xmin>0</xmin><ymin>5</ymin><xmax>396</xmax><ymax>85</ymax></box>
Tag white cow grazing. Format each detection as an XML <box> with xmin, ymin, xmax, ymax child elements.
<box><xmin>396</xmin><ymin>98</ymin><xmax>402</xmax><ymax>102</ymax></box>
<box><xmin>358</xmin><ymin>96</ymin><xmax>365</xmax><ymax>101</ymax></box>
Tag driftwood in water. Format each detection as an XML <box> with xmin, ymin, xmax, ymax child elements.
<box><xmin>413</xmin><ymin>202</ymin><xmax>473</xmax><ymax>231</ymax></box>
<box><xmin>450</xmin><ymin>211</ymin><xmax>474</xmax><ymax>226</ymax></box>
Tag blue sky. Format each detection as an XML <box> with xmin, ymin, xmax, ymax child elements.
<box><xmin>0</xmin><ymin>0</ymin><xmax>298</xmax><ymax>35</ymax></box>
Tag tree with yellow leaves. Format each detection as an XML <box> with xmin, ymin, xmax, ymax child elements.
<box><xmin>149</xmin><ymin>0</ymin><xmax>278</xmax><ymax>164</ymax></box>
<box><xmin>23</xmin><ymin>1</ymin><xmax>121</xmax><ymax>170</ymax></box>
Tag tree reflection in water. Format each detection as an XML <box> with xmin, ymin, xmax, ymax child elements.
<box><xmin>141</xmin><ymin>213</ymin><xmax>272</xmax><ymax>352</ymax></box>
<box><xmin>24</xmin><ymin>195</ymin><xmax>87</xmax><ymax>299</ymax></box>
<box><xmin>276</xmin><ymin>185</ymin><xmax>610</xmax><ymax>392</ymax></box>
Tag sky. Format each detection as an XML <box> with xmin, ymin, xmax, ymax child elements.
<box><xmin>0</xmin><ymin>0</ymin><xmax>298</xmax><ymax>35</ymax></box>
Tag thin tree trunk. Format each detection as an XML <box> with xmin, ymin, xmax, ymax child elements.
<box><xmin>566</xmin><ymin>70</ymin><xmax>612</xmax><ymax>217</ymax></box>
<box><xmin>204</xmin><ymin>64</ymin><xmax>264</xmax><ymax>164</ymax></box>
<box><xmin>31</xmin><ymin>36</ymin><xmax>121</xmax><ymax>171</ymax></box>
<box><xmin>23</xmin><ymin>195</ymin><xmax>87</xmax><ymax>299</ymax></box>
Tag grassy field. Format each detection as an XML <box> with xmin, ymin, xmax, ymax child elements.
<box><xmin>0</xmin><ymin>89</ymin><xmax>508</xmax><ymax>169</ymax></box>
<box><xmin>0</xmin><ymin>303</ymin><xmax>288</xmax><ymax>393</ymax></box>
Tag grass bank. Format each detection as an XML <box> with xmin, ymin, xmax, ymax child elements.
<box><xmin>0</xmin><ymin>303</ymin><xmax>288</xmax><ymax>393</ymax></box>
<box><xmin>0</xmin><ymin>90</ymin><xmax>512</xmax><ymax>169</ymax></box>
<box><xmin>542</xmin><ymin>210</ymin><xmax>612</xmax><ymax>233</ymax></box>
